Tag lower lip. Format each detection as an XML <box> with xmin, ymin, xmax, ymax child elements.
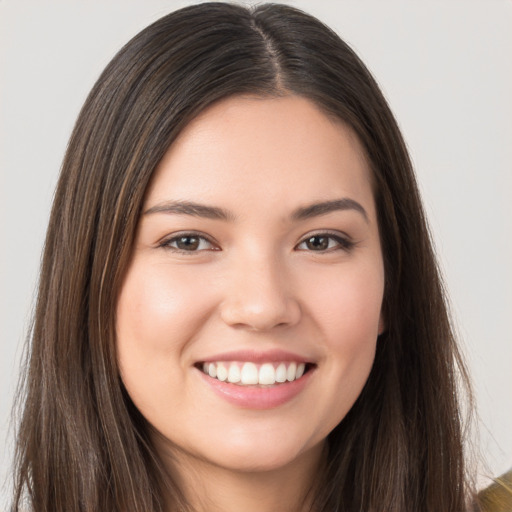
<box><xmin>197</xmin><ymin>367</ymin><xmax>314</xmax><ymax>410</ymax></box>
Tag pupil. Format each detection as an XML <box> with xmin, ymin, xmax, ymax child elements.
<box><xmin>307</xmin><ymin>236</ymin><xmax>328</xmax><ymax>250</ymax></box>
<box><xmin>177</xmin><ymin>236</ymin><xmax>199</xmax><ymax>250</ymax></box>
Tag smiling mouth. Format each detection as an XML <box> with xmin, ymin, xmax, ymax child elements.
<box><xmin>196</xmin><ymin>361</ymin><xmax>315</xmax><ymax>387</ymax></box>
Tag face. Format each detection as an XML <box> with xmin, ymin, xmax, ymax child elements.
<box><xmin>116</xmin><ymin>95</ymin><xmax>385</xmax><ymax>477</ymax></box>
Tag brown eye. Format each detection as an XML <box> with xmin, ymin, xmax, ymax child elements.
<box><xmin>296</xmin><ymin>233</ymin><xmax>354</xmax><ymax>252</ymax></box>
<box><xmin>176</xmin><ymin>236</ymin><xmax>200</xmax><ymax>251</ymax></box>
<box><xmin>305</xmin><ymin>235</ymin><xmax>330</xmax><ymax>251</ymax></box>
<box><xmin>162</xmin><ymin>233</ymin><xmax>216</xmax><ymax>252</ymax></box>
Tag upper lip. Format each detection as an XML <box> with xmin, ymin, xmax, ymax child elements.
<box><xmin>198</xmin><ymin>349</ymin><xmax>314</xmax><ymax>364</ymax></box>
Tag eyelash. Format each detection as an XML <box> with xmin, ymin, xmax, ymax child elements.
<box><xmin>158</xmin><ymin>231</ymin><xmax>355</xmax><ymax>254</ymax></box>
<box><xmin>295</xmin><ymin>232</ymin><xmax>355</xmax><ymax>253</ymax></box>
<box><xmin>158</xmin><ymin>232</ymin><xmax>219</xmax><ymax>254</ymax></box>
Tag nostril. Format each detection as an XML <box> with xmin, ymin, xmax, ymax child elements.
<box><xmin>219</xmin><ymin>296</ymin><xmax>302</xmax><ymax>332</ymax></box>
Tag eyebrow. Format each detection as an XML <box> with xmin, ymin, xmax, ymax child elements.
<box><xmin>144</xmin><ymin>200</ymin><xmax>234</xmax><ymax>221</ymax></box>
<box><xmin>144</xmin><ymin>198</ymin><xmax>368</xmax><ymax>223</ymax></box>
<box><xmin>291</xmin><ymin>198</ymin><xmax>369</xmax><ymax>223</ymax></box>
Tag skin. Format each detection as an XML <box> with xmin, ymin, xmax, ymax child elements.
<box><xmin>116</xmin><ymin>95</ymin><xmax>385</xmax><ymax>512</ymax></box>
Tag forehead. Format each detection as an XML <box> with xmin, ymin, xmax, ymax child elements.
<box><xmin>145</xmin><ymin>95</ymin><xmax>375</xmax><ymax>220</ymax></box>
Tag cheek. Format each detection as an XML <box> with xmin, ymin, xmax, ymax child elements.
<box><xmin>116</xmin><ymin>261</ymin><xmax>212</xmax><ymax>354</ymax></box>
<box><xmin>303</xmin><ymin>260</ymin><xmax>383</xmax><ymax>388</ymax></box>
<box><xmin>115</xmin><ymin>261</ymin><xmax>215</xmax><ymax>408</ymax></box>
<box><xmin>307</xmin><ymin>260</ymin><xmax>384</xmax><ymax>340</ymax></box>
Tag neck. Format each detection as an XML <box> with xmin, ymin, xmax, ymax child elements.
<box><xmin>160</xmin><ymin>442</ymin><xmax>326</xmax><ymax>512</ymax></box>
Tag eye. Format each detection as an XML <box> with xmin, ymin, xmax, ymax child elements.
<box><xmin>160</xmin><ymin>232</ymin><xmax>218</xmax><ymax>253</ymax></box>
<box><xmin>296</xmin><ymin>233</ymin><xmax>354</xmax><ymax>252</ymax></box>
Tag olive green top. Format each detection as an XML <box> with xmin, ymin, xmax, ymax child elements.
<box><xmin>477</xmin><ymin>470</ymin><xmax>512</xmax><ymax>512</ymax></box>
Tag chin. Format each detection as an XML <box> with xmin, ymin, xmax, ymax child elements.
<box><xmin>194</xmin><ymin>432</ymin><xmax>323</xmax><ymax>475</ymax></box>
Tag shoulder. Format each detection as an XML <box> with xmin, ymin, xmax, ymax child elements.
<box><xmin>477</xmin><ymin>469</ymin><xmax>512</xmax><ymax>512</ymax></box>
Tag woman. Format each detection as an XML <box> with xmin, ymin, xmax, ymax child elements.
<box><xmin>11</xmin><ymin>3</ymin><xmax>479</xmax><ymax>511</ymax></box>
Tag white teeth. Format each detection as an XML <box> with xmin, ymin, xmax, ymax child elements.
<box><xmin>216</xmin><ymin>363</ymin><xmax>228</xmax><ymax>382</ymax></box>
<box><xmin>259</xmin><ymin>363</ymin><xmax>276</xmax><ymax>385</ymax></box>
<box><xmin>286</xmin><ymin>362</ymin><xmax>297</xmax><ymax>382</ymax></box>
<box><xmin>240</xmin><ymin>362</ymin><xmax>258</xmax><ymax>385</ymax></box>
<box><xmin>275</xmin><ymin>363</ymin><xmax>287</xmax><ymax>383</ymax></box>
<box><xmin>227</xmin><ymin>364</ymin><xmax>241</xmax><ymax>383</ymax></box>
<box><xmin>201</xmin><ymin>361</ymin><xmax>310</xmax><ymax>386</ymax></box>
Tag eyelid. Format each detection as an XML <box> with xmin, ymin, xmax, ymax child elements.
<box><xmin>158</xmin><ymin>231</ymin><xmax>220</xmax><ymax>252</ymax></box>
<box><xmin>295</xmin><ymin>230</ymin><xmax>355</xmax><ymax>251</ymax></box>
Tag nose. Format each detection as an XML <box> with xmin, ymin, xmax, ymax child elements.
<box><xmin>219</xmin><ymin>254</ymin><xmax>301</xmax><ymax>331</ymax></box>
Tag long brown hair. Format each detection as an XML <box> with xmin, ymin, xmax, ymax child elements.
<box><xmin>12</xmin><ymin>3</ymin><xmax>474</xmax><ymax>511</ymax></box>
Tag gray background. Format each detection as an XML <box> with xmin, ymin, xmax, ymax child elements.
<box><xmin>1</xmin><ymin>0</ymin><xmax>511</xmax><ymax>504</ymax></box>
